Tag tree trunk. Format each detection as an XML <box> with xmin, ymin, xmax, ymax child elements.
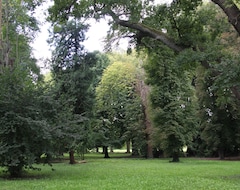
<box><xmin>9</xmin><ymin>165</ymin><xmax>23</xmax><ymax>178</ymax></box>
<box><xmin>126</xmin><ymin>140</ymin><xmax>131</xmax><ymax>153</ymax></box>
<box><xmin>96</xmin><ymin>147</ymin><xmax>99</xmax><ymax>153</ymax></box>
<box><xmin>136</xmin><ymin>78</ymin><xmax>153</xmax><ymax>158</ymax></box>
<box><xmin>171</xmin><ymin>152</ymin><xmax>180</xmax><ymax>162</ymax></box>
<box><xmin>110</xmin><ymin>146</ymin><xmax>114</xmax><ymax>153</ymax></box>
<box><xmin>69</xmin><ymin>150</ymin><xmax>76</xmax><ymax>164</ymax></box>
<box><xmin>145</xmin><ymin>122</ymin><xmax>153</xmax><ymax>158</ymax></box>
<box><xmin>0</xmin><ymin>0</ymin><xmax>2</xmax><ymax>61</ymax></box>
<box><xmin>103</xmin><ymin>146</ymin><xmax>110</xmax><ymax>158</ymax></box>
<box><xmin>212</xmin><ymin>0</ymin><xmax>240</xmax><ymax>35</ymax></box>
<box><xmin>218</xmin><ymin>148</ymin><xmax>225</xmax><ymax>160</ymax></box>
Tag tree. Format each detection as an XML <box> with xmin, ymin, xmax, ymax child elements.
<box><xmin>0</xmin><ymin>0</ymin><xmax>40</xmax><ymax>72</ymax></box>
<box><xmin>95</xmin><ymin>58</ymin><xmax>145</xmax><ymax>157</ymax></box>
<box><xmin>49</xmin><ymin>19</ymin><xmax>88</xmax><ymax>164</ymax></box>
<box><xmin>144</xmin><ymin>44</ymin><xmax>198</xmax><ymax>162</ymax></box>
<box><xmin>48</xmin><ymin>0</ymin><xmax>240</xmax><ymax>100</ymax></box>
<box><xmin>0</xmin><ymin>0</ymin><xmax>49</xmax><ymax>177</ymax></box>
<box><xmin>0</xmin><ymin>66</ymin><xmax>52</xmax><ymax>177</ymax></box>
<box><xmin>196</xmin><ymin>63</ymin><xmax>240</xmax><ymax>159</ymax></box>
<box><xmin>49</xmin><ymin>19</ymin><xmax>110</xmax><ymax>163</ymax></box>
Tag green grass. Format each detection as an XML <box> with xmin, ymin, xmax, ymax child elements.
<box><xmin>1</xmin><ymin>153</ymin><xmax>240</xmax><ymax>190</ymax></box>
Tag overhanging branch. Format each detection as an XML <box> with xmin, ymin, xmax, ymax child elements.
<box><xmin>108</xmin><ymin>10</ymin><xmax>185</xmax><ymax>53</ymax></box>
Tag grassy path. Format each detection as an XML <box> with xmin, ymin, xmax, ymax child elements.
<box><xmin>1</xmin><ymin>154</ymin><xmax>240</xmax><ymax>190</ymax></box>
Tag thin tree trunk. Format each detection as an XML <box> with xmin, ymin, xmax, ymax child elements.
<box><xmin>126</xmin><ymin>140</ymin><xmax>131</xmax><ymax>153</ymax></box>
<box><xmin>69</xmin><ymin>150</ymin><xmax>76</xmax><ymax>164</ymax></box>
<box><xmin>103</xmin><ymin>146</ymin><xmax>110</xmax><ymax>158</ymax></box>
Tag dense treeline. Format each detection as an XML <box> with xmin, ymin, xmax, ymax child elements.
<box><xmin>1</xmin><ymin>0</ymin><xmax>240</xmax><ymax>177</ymax></box>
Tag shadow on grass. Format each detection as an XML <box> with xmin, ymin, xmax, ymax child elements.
<box><xmin>0</xmin><ymin>170</ymin><xmax>52</xmax><ymax>180</ymax></box>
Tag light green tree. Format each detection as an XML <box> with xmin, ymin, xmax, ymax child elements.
<box><xmin>95</xmin><ymin>58</ymin><xmax>145</xmax><ymax>157</ymax></box>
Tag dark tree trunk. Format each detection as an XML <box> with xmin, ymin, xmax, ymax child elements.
<box><xmin>212</xmin><ymin>0</ymin><xmax>240</xmax><ymax>35</ymax></box>
<box><xmin>96</xmin><ymin>147</ymin><xmax>99</xmax><ymax>153</ymax></box>
<box><xmin>103</xmin><ymin>146</ymin><xmax>110</xmax><ymax>158</ymax></box>
<box><xmin>9</xmin><ymin>165</ymin><xmax>23</xmax><ymax>178</ymax></box>
<box><xmin>69</xmin><ymin>150</ymin><xmax>76</xmax><ymax>164</ymax></box>
<box><xmin>126</xmin><ymin>140</ymin><xmax>131</xmax><ymax>153</ymax></box>
<box><xmin>171</xmin><ymin>152</ymin><xmax>180</xmax><ymax>162</ymax></box>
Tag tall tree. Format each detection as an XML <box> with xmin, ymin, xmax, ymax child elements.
<box><xmin>49</xmin><ymin>19</ymin><xmax>88</xmax><ymax>164</ymax></box>
<box><xmin>49</xmin><ymin>19</ymin><xmax>110</xmax><ymax>163</ymax></box>
<box><xmin>0</xmin><ymin>0</ymin><xmax>47</xmax><ymax>177</ymax></box>
<box><xmin>144</xmin><ymin>44</ymin><xmax>198</xmax><ymax>162</ymax></box>
<box><xmin>95</xmin><ymin>59</ymin><xmax>145</xmax><ymax>157</ymax></box>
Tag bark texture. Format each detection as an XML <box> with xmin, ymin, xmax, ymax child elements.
<box><xmin>212</xmin><ymin>0</ymin><xmax>240</xmax><ymax>35</ymax></box>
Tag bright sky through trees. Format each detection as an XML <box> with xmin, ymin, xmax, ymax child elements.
<box><xmin>31</xmin><ymin>0</ymin><xmax>173</xmax><ymax>72</ymax></box>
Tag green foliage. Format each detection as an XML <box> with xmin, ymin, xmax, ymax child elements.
<box><xmin>0</xmin><ymin>66</ymin><xmax>51</xmax><ymax>177</ymax></box>
<box><xmin>95</xmin><ymin>56</ymin><xmax>145</xmax><ymax>154</ymax></box>
<box><xmin>49</xmin><ymin>19</ymin><xmax>111</xmax><ymax>157</ymax></box>
<box><xmin>144</xmin><ymin>45</ymin><xmax>198</xmax><ymax>161</ymax></box>
<box><xmin>0</xmin><ymin>0</ymin><xmax>41</xmax><ymax>76</ymax></box>
<box><xmin>46</xmin><ymin>0</ymin><xmax>240</xmax><ymax>160</ymax></box>
<box><xmin>49</xmin><ymin>20</ymin><xmax>88</xmax><ymax>70</ymax></box>
<box><xmin>0</xmin><ymin>0</ymin><xmax>49</xmax><ymax>177</ymax></box>
<box><xmin>196</xmin><ymin>63</ymin><xmax>240</xmax><ymax>158</ymax></box>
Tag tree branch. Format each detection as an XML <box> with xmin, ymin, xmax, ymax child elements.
<box><xmin>108</xmin><ymin>10</ymin><xmax>185</xmax><ymax>53</ymax></box>
<box><xmin>212</xmin><ymin>0</ymin><xmax>240</xmax><ymax>35</ymax></box>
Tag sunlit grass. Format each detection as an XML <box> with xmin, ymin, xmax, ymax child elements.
<box><xmin>1</xmin><ymin>154</ymin><xmax>240</xmax><ymax>190</ymax></box>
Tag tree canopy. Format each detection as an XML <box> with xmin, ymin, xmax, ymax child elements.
<box><xmin>95</xmin><ymin>55</ymin><xmax>145</xmax><ymax>157</ymax></box>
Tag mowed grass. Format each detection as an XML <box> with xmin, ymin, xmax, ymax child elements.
<box><xmin>1</xmin><ymin>153</ymin><xmax>240</xmax><ymax>190</ymax></box>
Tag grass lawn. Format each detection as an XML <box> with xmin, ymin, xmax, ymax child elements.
<box><xmin>1</xmin><ymin>153</ymin><xmax>240</xmax><ymax>190</ymax></box>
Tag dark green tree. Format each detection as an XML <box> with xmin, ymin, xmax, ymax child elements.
<box><xmin>144</xmin><ymin>45</ymin><xmax>198</xmax><ymax>162</ymax></box>
<box><xmin>49</xmin><ymin>19</ymin><xmax>110</xmax><ymax>163</ymax></box>
<box><xmin>0</xmin><ymin>0</ymin><xmax>49</xmax><ymax>177</ymax></box>
<box><xmin>196</xmin><ymin>62</ymin><xmax>240</xmax><ymax>159</ymax></box>
<box><xmin>0</xmin><ymin>66</ymin><xmax>51</xmax><ymax>177</ymax></box>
